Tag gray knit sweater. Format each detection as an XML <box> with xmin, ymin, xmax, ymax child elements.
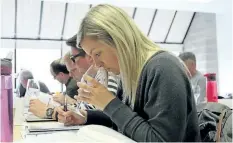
<box><xmin>103</xmin><ymin>51</ymin><xmax>200</xmax><ymax>142</ymax></box>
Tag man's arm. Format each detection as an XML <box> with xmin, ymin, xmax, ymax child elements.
<box><xmin>53</xmin><ymin>93</ymin><xmax>77</xmax><ymax>105</ymax></box>
<box><xmin>197</xmin><ymin>76</ymin><xmax>207</xmax><ymax>104</ymax></box>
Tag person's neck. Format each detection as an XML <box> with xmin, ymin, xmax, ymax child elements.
<box><xmin>191</xmin><ymin>70</ymin><xmax>197</xmax><ymax>77</ymax></box>
<box><xmin>63</xmin><ymin>75</ymin><xmax>70</xmax><ymax>84</ymax></box>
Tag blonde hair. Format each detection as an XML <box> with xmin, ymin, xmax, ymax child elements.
<box><xmin>77</xmin><ymin>4</ymin><xmax>160</xmax><ymax>108</ymax></box>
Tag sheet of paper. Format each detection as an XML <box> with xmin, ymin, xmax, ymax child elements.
<box><xmin>22</xmin><ymin>131</ymin><xmax>79</xmax><ymax>142</ymax></box>
<box><xmin>25</xmin><ymin>113</ymin><xmax>56</xmax><ymax>122</ymax></box>
<box><xmin>15</xmin><ymin>92</ymin><xmax>60</xmax><ymax>124</ymax></box>
<box><xmin>21</xmin><ymin>125</ymin><xmax>135</xmax><ymax>142</ymax></box>
<box><xmin>24</xmin><ymin>92</ymin><xmax>61</xmax><ymax>108</ymax></box>
<box><xmin>26</xmin><ymin>122</ymin><xmax>81</xmax><ymax>132</ymax></box>
<box><xmin>76</xmin><ymin>125</ymin><xmax>136</xmax><ymax>142</ymax></box>
<box><xmin>38</xmin><ymin>92</ymin><xmax>60</xmax><ymax>107</ymax></box>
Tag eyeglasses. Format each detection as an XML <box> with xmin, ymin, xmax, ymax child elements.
<box><xmin>70</xmin><ymin>50</ymin><xmax>85</xmax><ymax>63</ymax></box>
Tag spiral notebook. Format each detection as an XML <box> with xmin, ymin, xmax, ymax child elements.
<box><xmin>25</xmin><ymin>113</ymin><xmax>56</xmax><ymax>122</ymax></box>
<box><xmin>25</xmin><ymin>122</ymin><xmax>81</xmax><ymax>133</ymax></box>
<box><xmin>23</xmin><ymin>125</ymin><xmax>135</xmax><ymax>142</ymax></box>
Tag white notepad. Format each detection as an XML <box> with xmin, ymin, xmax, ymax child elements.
<box><xmin>24</xmin><ymin>92</ymin><xmax>61</xmax><ymax>108</ymax></box>
<box><xmin>23</xmin><ymin>131</ymin><xmax>80</xmax><ymax>142</ymax></box>
<box><xmin>26</xmin><ymin>122</ymin><xmax>81</xmax><ymax>132</ymax></box>
<box><xmin>25</xmin><ymin>113</ymin><xmax>56</xmax><ymax>122</ymax></box>
<box><xmin>22</xmin><ymin>125</ymin><xmax>135</xmax><ymax>142</ymax></box>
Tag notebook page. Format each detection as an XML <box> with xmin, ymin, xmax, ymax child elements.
<box><xmin>25</xmin><ymin>113</ymin><xmax>56</xmax><ymax>122</ymax></box>
<box><xmin>26</xmin><ymin>122</ymin><xmax>81</xmax><ymax>132</ymax></box>
<box><xmin>76</xmin><ymin>125</ymin><xmax>135</xmax><ymax>142</ymax></box>
<box><xmin>22</xmin><ymin>131</ymin><xmax>79</xmax><ymax>142</ymax></box>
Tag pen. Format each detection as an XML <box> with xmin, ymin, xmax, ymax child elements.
<box><xmin>67</xmin><ymin>104</ymin><xmax>85</xmax><ymax>117</ymax></box>
<box><xmin>64</xmin><ymin>94</ymin><xmax>67</xmax><ymax>121</ymax></box>
<box><xmin>64</xmin><ymin>95</ymin><xmax>67</xmax><ymax>112</ymax></box>
<box><xmin>47</xmin><ymin>98</ymin><xmax>51</xmax><ymax>107</ymax></box>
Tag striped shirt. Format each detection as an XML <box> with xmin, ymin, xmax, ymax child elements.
<box><xmin>107</xmin><ymin>74</ymin><xmax>118</xmax><ymax>96</ymax></box>
<box><xmin>94</xmin><ymin>67</ymin><xmax>119</xmax><ymax>96</ymax></box>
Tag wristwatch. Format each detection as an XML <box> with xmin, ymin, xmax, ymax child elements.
<box><xmin>45</xmin><ymin>108</ymin><xmax>54</xmax><ymax>119</ymax></box>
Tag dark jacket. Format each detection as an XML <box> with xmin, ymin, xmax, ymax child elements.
<box><xmin>64</xmin><ymin>77</ymin><xmax>78</xmax><ymax>99</ymax></box>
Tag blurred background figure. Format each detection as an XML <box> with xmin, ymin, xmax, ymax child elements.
<box><xmin>179</xmin><ymin>52</ymin><xmax>206</xmax><ymax>105</ymax></box>
<box><xmin>16</xmin><ymin>70</ymin><xmax>50</xmax><ymax>97</ymax></box>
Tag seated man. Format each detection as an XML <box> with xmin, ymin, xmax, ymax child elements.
<box><xmin>179</xmin><ymin>52</ymin><xmax>206</xmax><ymax>105</ymax></box>
<box><xmin>29</xmin><ymin>35</ymin><xmax>120</xmax><ymax>121</ymax></box>
<box><xmin>17</xmin><ymin>70</ymin><xmax>50</xmax><ymax>97</ymax></box>
<box><xmin>50</xmin><ymin>58</ymin><xmax>78</xmax><ymax>105</ymax></box>
<box><xmin>66</xmin><ymin>34</ymin><xmax>119</xmax><ymax>96</ymax></box>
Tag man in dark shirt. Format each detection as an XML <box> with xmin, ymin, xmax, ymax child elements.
<box><xmin>50</xmin><ymin>58</ymin><xmax>78</xmax><ymax>104</ymax></box>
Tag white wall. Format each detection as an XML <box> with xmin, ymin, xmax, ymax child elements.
<box><xmin>215</xmin><ymin>0</ymin><xmax>233</xmax><ymax>95</ymax></box>
<box><xmin>183</xmin><ymin>13</ymin><xmax>218</xmax><ymax>74</ymax></box>
<box><xmin>1</xmin><ymin>39</ymin><xmax>63</xmax><ymax>92</ymax></box>
<box><xmin>183</xmin><ymin>0</ymin><xmax>233</xmax><ymax>95</ymax></box>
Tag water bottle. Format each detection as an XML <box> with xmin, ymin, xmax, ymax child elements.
<box><xmin>204</xmin><ymin>73</ymin><xmax>218</xmax><ymax>102</ymax></box>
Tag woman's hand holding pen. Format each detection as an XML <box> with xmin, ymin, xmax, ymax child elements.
<box><xmin>57</xmin><ymin>107</ymin><xmax>87</xmax><ymax>126</ymax></box>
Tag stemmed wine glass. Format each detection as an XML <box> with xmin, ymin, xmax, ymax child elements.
<box><xmin>24</xmin><ymin>79</ymin><xmax>40</xmax><ymax>108</ymax></box>
<box><xmin>76</xmin><ymin>65</ymin><xmax>108</xmax><ymax>111</ymax></box>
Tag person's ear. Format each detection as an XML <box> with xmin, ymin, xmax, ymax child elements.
<box><xmin>59</xmin><ymin>72</ymin><xmax>64</xmax><ymax>77</ymax></box>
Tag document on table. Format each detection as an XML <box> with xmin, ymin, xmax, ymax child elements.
<box><xmin>25</xmin><ymin>122</ymin><xmax>82</xmax><ymax>132</ymax></box>
<box><xmin>24</xmin><ymin>91</ymin><xmax>61</xmax><ymax>108</ymax></box>
<box><xmin>21</xmin><ymin>125</ymin><xmax>135</xmax><ymax>142</ymax></box>
<box><xmin>25</xmin><ymin>112</ymin><xmax>56</xmax><ymax>122</ymax></box>
<box><xmin>76</xmin><ymin>125</ymin><xmax>136</xmax><ymax>142</ymax></box>
<box><xmin>22</xmin><ymin>131</ymin><xmax>80</xmax><ymax>142</ymax></box>
<box><xmin>22</xmin><ymin>92</ymin><xmax>61</xmax><ymax>122</ymax></box>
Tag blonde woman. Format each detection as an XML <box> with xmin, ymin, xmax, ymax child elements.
<box><xmin>58</xmin><ymin>4</ymin><xmax>200</xmax><ymax>142</ymax></box>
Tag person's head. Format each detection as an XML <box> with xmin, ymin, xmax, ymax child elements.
<box><xmin>19</xmin><ymin>70</ymin><xmax>34</xmax><ymax>88</ymax></box>
<box><xmin>62</xmin><ymin>52</ymin><xmax>83</xmax><ymax>81</ymax></box>
<box><xmin>66</xmin><ymin>34</ymin><xmax>93</xmax><ymax>74</ymax></box>
<box><xmin>50</xmin><ymin>59</ymin><xmax>70</xmax><ymax>84</ymax></box>
<box><xmin>77</xmin><ymin>4</ymin><xmax>160</xmax><ymax>107</ymax></box>
<box><xmin>179</xmin><ymin>52</ymin><xmax>197</xmax><ymax>76</ymax></box>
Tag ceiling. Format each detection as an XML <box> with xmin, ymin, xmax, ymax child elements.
<box><xmin>1</xmin><ymin>0</ymin><xmax>195</xmax><ymax>44</ymax></box>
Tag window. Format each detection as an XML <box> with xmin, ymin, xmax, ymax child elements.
<box><xmin>157</xmin><ymin>44</ymin><xmax>183</xmax><ymax>56</ymax></box>
<box><xmin>16</xmin><ymin>40</ymin><xmax>62</xmax><ymax>92</ymax></box>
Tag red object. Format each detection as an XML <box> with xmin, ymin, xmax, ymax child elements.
<box><xmin>204</xmin><ymin>73</ymin><xmax>218</xmax><ymax>102</ymax></box>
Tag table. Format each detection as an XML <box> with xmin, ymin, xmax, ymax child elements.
<box><xmin>218</xmin><ymin>99</ymin><xmax>232</xmax><ymax>108</ymax></box>
<box><xmin>13</xmin><ymin>125</ymin><xmax>23</xmax><ymax>142</ymax></box>
<box><xmin>13</xmin><ymin>98</ymin><xmax>232</xmax><ymax>142</ymax></box>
